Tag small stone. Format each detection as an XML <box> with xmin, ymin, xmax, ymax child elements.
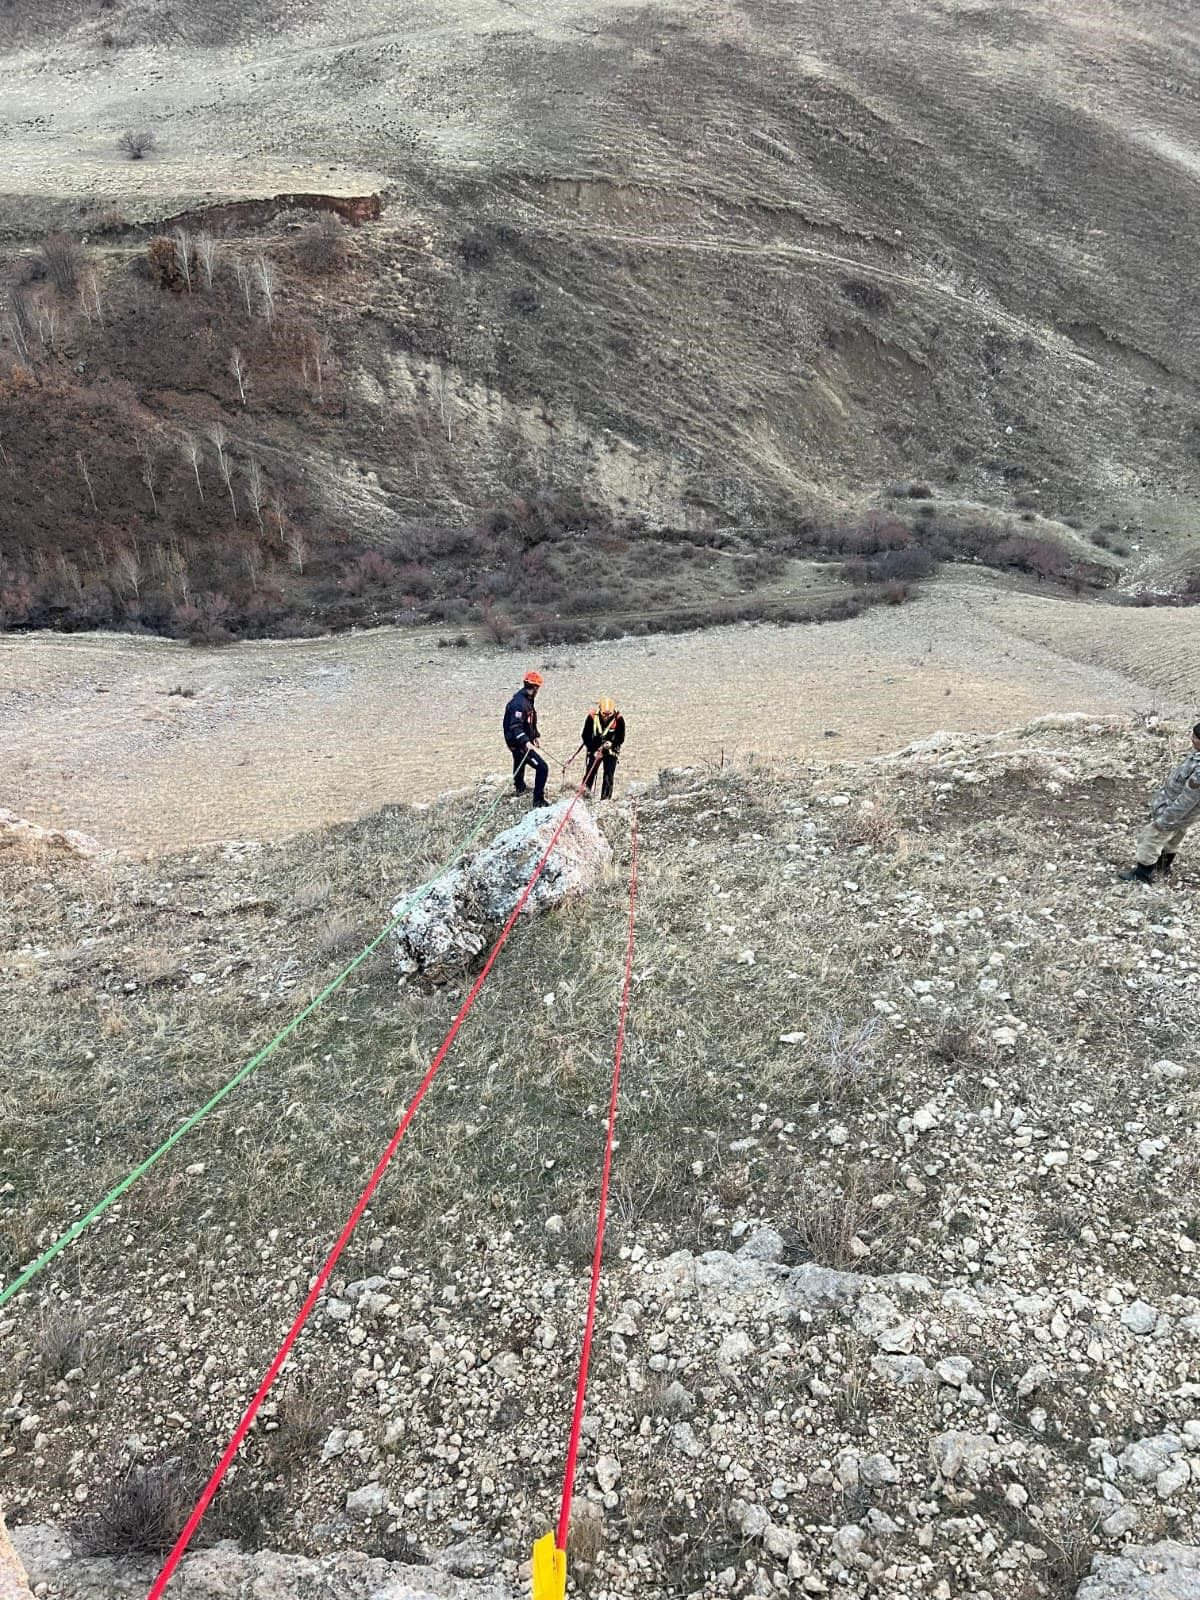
<box><xmin>936</xmin><ymin>1356</ymin><xmax>971</xmax><ymax>1389</ymax></box>
<box><xmin>1120</xmin><ymin>1300</ymin><xmax>1158</xmax><ymax>1336</ymax></box>
<box><xmin>763</xmin><ymin>1523</ymin><xmax>798</xmax><ymax>1560</ymax></box>
<box><xmin>1151</xmin><ymin>1058</ymin><xmax>1186</xmax><ymax>1080</ymax></box>
<box><xmin>595</xmin><ymin>1454</ymin><xmax>621</xmax><ymax>1493</ymax></box>
<box><xmin>732</xmin><ymin>1500</ymin><xmax>771</xmax><ymax>1540</ymax></box>
<box><xmin>737</xmin><ymin>1227</ymin><xmax>785</xmax><ymax>1264</ymax></box>
<box><xmin>345</xmin><ymin>1482</ymin><xmax>386</xmax><ymax>1519</ymax></box>
<box><xmin>672</xmin><ymin>1422</ymin><xmax>702</xmax><ymax>1458</ymax></box>
<box><xmin>1156</xmin><ymin>1459</ymin><xmax>1190</xmax><ymax>1499</ymax></box>
<box><xmin>1102</xmin><ymin>1504</ymin><xmax>1138</xmax><ymax>1537</ymax></box>
<box><xmin>718</xmin><ymin>1329</ymin><xmax>753</xmax><ymax>1372</ymax></box>
<box><xmin>876</xmin><ymin>1319</ymin><xmax>917</xmax><ymax>1355</ymax></box>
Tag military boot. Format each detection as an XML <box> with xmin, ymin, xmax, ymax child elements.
<box><xmin>1123</xmin><ymin>862</ymin><xmax>1155</xmax><ymax>885</ymax></box>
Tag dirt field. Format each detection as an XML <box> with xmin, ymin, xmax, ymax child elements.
<box><xmin>0</xmin><ymin>576</ymin><xmax>1186</xmax><ymax>852</ymax></box>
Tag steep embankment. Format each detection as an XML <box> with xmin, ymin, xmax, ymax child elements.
<box><xmin>1</xmin><ymin>0</ymin><xmax>1199</xmax><ymax>639</ymax></box>
<box><xmin>1</xmin><ymin>716</ymin><xmax>1197</xmax><ymax>1598</ymax></box>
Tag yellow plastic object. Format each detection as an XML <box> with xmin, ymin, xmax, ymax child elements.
<box><xmin>531</xmin><ymin>1532</ymin><xmax>566</xmax><ymax>1600</ymax></box>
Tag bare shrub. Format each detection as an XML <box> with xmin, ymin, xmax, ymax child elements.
<box><xmin>794</xmin><ymin>1169</ymin><xmax>876</xmax><ymax>1269</ymax></box>
<box><xmin>40</xmin><ymin>232</ymin><xmax>81</xmax><ymax>295</ymax></box>
<box><xmin>315</xmin><ymin>909</ymin><xmax>367</xmax><ymax>962</ymax></box>
<box><xmin>117</xmin><ymin>129</ymin><xmax>156</xmax><ymax>161</ymax></box>
<box><xmin>818</xmin><ymin>1015</ymin><xmax>881</xmax><ymax>1100</ymax></box>
<box><xmin>294</xmin><ymin>874</ymin><xmax>332</xmax><ymax>913</ymax></box>
<box><xmin>839</xmin><ymin>800</ymin><xmax>901</xmax><ymax>851</ymax></box>
<box><xmin>74</xmin><ymin>1454</ymin><xmax>195</xmax><ymax>1555</ymax></box>
<box><xmin>482</xmin><ymin>602</ymin><xmax>517</xmax><ymax>644</ymax></box>
<box><xmin>36</xmin><ymin>1305</ymin><xmax>90</xmax><ymax>1377</ymax></box>
<box><xmin>294</xmin><ymin>213</ymin><xmax>348</xmax><ymax>274</ymax></box>
<box><xmin>568</xmin><ymin>1502</ymin><xmax>605</xmax><ymax>1567</ymax></box>
<box><xmin>267</xmin><ymin>1378</ymin><xmax>336</xmax><ymax>1473</ymax></box>
<box><xmin>794</xmin><ymin>1163</ymin><xmax>914</xmax><ymax>1271</ymax></box>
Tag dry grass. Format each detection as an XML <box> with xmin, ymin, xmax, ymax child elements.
<box><xmin>73</xmin><ymin>1454</ymin><xmax>197</xmax><ymax>1556</ymax></box>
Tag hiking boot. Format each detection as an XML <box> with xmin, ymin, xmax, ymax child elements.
<box><xmin>1157</xmin><ymin>852</ymin><xmax>1177</xmax><ymax>879</ymax></box>
<box><xmin>531</xmin><ymin>798</ymin><xmax>552</xmax><ymax>809</ymax></box>
<box><xmin>1123</xmin><ymin>862</ymin><xmax>1156</xmax><ymax>886</ymax></box>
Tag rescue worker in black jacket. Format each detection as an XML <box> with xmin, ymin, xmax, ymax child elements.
<box><xmin>503</xmin><ymin>671</ymin><xmax>550</xmax><ymax>808</ymax></box>
<box><xmin>581</xmin><ymin>696</ymin><xmax>625</xmax><ymax>801</ymax></box>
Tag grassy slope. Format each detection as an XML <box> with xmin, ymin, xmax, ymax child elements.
<box><xmin>1</xmin><ymin>718</ymin><xmax>1197</xmax><ymax>1591</ymax></box>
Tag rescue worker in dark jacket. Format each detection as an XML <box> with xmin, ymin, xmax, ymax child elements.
<box><xmin>581</xmin><ymin>696</ymin><xmax>625</xmax><ymax>801</ymax></box>
<box><xmin>503</xmin><ymin>671</ymin><xmax>549</xmax><ymax>808</ymax></box>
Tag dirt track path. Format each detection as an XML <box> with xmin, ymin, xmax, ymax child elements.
<box><xmin>0</xmin><ymin>578</ymin><xmax>1184</xmax><ymax>854</ymax></box>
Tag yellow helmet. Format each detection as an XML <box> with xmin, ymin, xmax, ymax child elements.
<box><xmin>598</xmin><ymin>696</ymin><xmax>616</xmax><ymax>716</ymax></box>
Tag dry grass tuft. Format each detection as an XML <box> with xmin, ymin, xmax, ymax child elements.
<box><xmin>73</xmin><ymin>1454</ymin><xmax>196</xmax><ymax>1556</ymax></box>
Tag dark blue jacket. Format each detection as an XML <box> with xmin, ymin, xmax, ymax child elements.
<box><xmin>503</xmin><ymin>687</ymin><xmax>539</xmax><ymax>750</ymax></box>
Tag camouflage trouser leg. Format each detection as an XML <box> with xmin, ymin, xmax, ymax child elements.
<box><xmin>1135</xmin><ymin>819</ymin><xmax>1192</xmax><ymax>867</ymax></box>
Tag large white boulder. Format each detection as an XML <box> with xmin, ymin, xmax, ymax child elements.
<box><xmin>391</xmin><ymin>799</ymin><xmax>611</xmax><ymax>978</ymax></box>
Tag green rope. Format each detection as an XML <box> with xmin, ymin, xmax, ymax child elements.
<box><xmin>0</xmin><ymin>778</ymin><xmax>520</xmax><ymax>1308</ymax></box>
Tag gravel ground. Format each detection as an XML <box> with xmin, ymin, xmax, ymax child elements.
<box><xmin>0</xmin><ymin>579</ymin><xmax>1188</xmax><ymax>853</ymax></box>
<box><xmin>2</xmin><ymin>715</ymin><xmax>1198</xmax><ymax>1598</ymax></box>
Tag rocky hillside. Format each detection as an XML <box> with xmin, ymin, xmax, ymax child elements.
<box><xmin>2</xmin><ymin>0</ymin><xmax>1199</xmax><ymax>638</ymax></box>
<box><xmin>1</xmin><ymin>714</ymin><xmax>1198</xmax><ymax>1597</ymax></box>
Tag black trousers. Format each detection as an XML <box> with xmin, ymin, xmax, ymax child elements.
<box><xmin>583</xmin><ymin>751</ymin><xmax>618</xmax><ymax>800</ymax></box>
<box><xmin>511</xmin><ymin>744</ymin><xmax>547</xmax><ymax>802</ymax></box>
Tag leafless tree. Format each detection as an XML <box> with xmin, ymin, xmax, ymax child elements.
<box><xmin>270</xmin><ymin>494</ymin><xmax>286</xmax><ymax>545</ymax></box>
<box><xmin>3</xmin><ymin>293</ymin><xmax>33</xmax><ymax>363</ymax></box>
<box><xmin>36</xmin><ymin>302</ymin><xmax>62</xmax><ymax>352</ymax></box>
<box><xmin>431</xmin><ymin>369</ymin><xmax>454</xmax><ymax>445</ymax></box>
<box><xmin>117</xmin><ymin>129</ymin><xmax>156</xmax><ymax>160</ymax></box>
<box><xmin>76</xmin><ymin>451</ymin><xmax>97</xmax><ymax>511</ymax></box>
<box><xmin>233</xmin><ymin>261</ymin><xmax>253</xmax><ymax>316</ymax></box>
<box><xmin>244</xmin><ymin>456</ymin><xmax>267</xmax><ymax>531</ymax></box>
<box><xmin>174</xmin><ymin>228</ymin><xmax>193</xmax><ymax>293</ymax></box>
<box><xmin>137</xmin><ymin>431</ymin><xmax>161</xmax><ymax>516</ymax></box>
<box><xmin>160</xmin><ymin>543</ymin><xmax>190</xmax><ymax>605</ymax></box>
<box><xmin>40</xmin><ymin>232</ymin><xmax>81</xmax><ymax>295</ymax></box>
<box><xmin>208</xmin><ymin>422</ymin><xmax>237</xmax><ymax>517</ymax></box>
<box><xmin>115</xmin><ymin>545</ymin><xmax>143</xmax><ymax>599</ymax></box>
<box><xmin>254</xmin><ymin>250</ymin><xmax>276</xmax><ymax>323</ymax></box>
<box><xmin>284</xmin><ymin>523</ymin><xmax>307</xmax><ymax>574</ymax></box>
<box><xmin>196</xmin><ymin>233</ymin><xmax>218</xmax><ymax>291</ymax></box>
<box><xmin>229</xmin><ymin>345</ymin><xmax>249</xmax><ymax>405</ymax></box>
<box><xmin>244</xmin><ymin>539</ymin><xmax>264</xmax><ymax>589</ymax></box>
<box><xmin>0</xmin><ymin>430</ymin><xmax>11</xmax><ymax>471</ymax></box>
<box><xmin>180</xmin><ymin>432</ymin><xmax>204</xmax><ymax>501</ymax></box>
<box><xmin>78</xmin><ymin>271</ymin><xmax>105</xmax><ymax>327</ymax></box>
<box><xmin>301</xmin><ymin>330</ymin><xmax>328</xmax><ymax>405</ymax></box>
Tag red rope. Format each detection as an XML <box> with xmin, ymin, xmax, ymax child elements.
<box><xmin>555</xmin><ymin>806</ymin><xmax>638</xmax><ymax>1552</ymax></box>
<box><xmin>148</xmin><ymin>776</ymin><xmax>600</xmax><ymax>1599</ymax></box>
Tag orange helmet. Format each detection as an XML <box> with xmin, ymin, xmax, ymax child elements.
<box><xmin>598</xmin><ymin>696</ymin><xmax>616</xmax><ymax>715</ymax></box>
<box><xmin>523</xmin><ymin>671</ymin><xmax>544</xmax><ymax>688</ymax></box>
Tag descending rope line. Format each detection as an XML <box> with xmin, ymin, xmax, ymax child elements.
<box><xmin>533</xmin><ymin>808</ymin><xmax>639</xmax><ymax>1599</ymax></box>
<box><xmin>146</xmin><ymin>763</ymin><xmax>601</xmax><ymax>1600</ymax></box>
<box><xmin>0</xmin><ymin>756</ymin><xmax>539</xmax><ymax>1311</ymax></box>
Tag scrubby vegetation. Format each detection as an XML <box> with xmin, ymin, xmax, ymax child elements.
<box><xmin>0</xmin><ymin>213</ymin><xmax>1130</xmax><ymax>649</ymax></box>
